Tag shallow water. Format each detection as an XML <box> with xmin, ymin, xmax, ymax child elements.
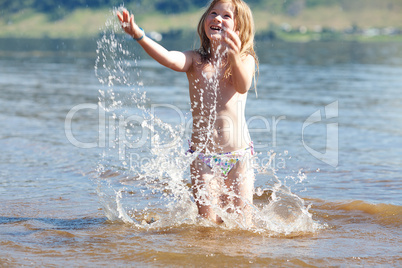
<box><xmin>0</xmin><ymin>31</ymin><xmax>401</xmax><ymax>266</ymax></box>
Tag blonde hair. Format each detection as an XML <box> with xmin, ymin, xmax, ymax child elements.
<box><xmin>197</xmin><ymin>0</ymin><xmax>259</xmax><ymax>82</ymax></box>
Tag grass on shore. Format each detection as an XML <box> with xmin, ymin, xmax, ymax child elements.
<box><xmin>1</xmin><ymin>5</ymin><xmax>401</xmax><ymax>40</ymax></box>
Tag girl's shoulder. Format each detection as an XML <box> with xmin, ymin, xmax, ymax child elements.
<box><xmin>184</xmin><ymin>50</ymin><xmax>202</xmax><ymax>62</ymax></box>
<box><xmin>183</xmin><ymin>50</ymin><xmax>204</xmax><ymax>72</ymax></box>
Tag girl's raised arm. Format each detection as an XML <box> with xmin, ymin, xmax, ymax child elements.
<box><xmin>223</xmin><ymin>29</ymin><xmax>255</xmax><ymax>94</ymax></box>
<box><xmin>117</xmin><ymin>10</ymin><xmax>193</xmax><ymax>73</ymax></box>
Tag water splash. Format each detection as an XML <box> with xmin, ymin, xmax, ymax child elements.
<box><xmin>93</xmin><ymin>8</ymin><xmax>323</xmax><ymax>235</ymax></box>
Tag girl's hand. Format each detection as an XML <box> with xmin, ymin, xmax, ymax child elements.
<box><xmin>116</xmin><ymin>9</ymin><xmax>143</xmax><ymax>39</ymax></box>
<box><xmin>223</xmin><ymin>29</ymin><xmax>241</xmax><ymax>61</ymax></box>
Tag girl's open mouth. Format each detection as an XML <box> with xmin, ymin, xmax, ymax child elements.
<box><xmin>210</xmin><ymin>26</ymin><xmax>222</xmax><ymax>32</ymax></box>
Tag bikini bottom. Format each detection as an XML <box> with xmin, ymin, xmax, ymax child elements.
<box><xmin>188</xmin><ymin>142</ymin><xmax>254</xmax><ymax>176</ymax></box>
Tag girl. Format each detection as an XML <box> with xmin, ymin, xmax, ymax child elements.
<box><xmin>117</xmin><ymin>0</ymin><xmax>258</xmax><ymax>226</ymax></box>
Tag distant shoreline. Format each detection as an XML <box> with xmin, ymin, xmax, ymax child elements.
<box><xmin>0</xmin><ymin>32</ymin><xmax>401</xmax><ymax>44</ymax></box>
<box><xmin>1</xmin><ymin>6</ymin><xmax>401</xmax><ymax>42</ymax></box>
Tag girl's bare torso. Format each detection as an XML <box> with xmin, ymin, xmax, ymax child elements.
<box><xmin>186</xmin><ymin>52</ymin><xmax>251</xmax><ymax>154</ymax></box>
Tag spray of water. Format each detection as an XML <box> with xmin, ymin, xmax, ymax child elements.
<box><xmin>93</xmin><ymin>8</ymin><xmax>323</xmax><ymax>235</ymax></box>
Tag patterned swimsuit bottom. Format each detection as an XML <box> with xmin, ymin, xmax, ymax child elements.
<box><xmin>187</xmin><ymin>142</ymin><xmax>255</xmax><ymax>176</ymax></box>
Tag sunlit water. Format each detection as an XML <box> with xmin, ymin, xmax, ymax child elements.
<box><xmin>0</xmin><ymin>12</ymin><xmax>401</xmax><ymax>267</ymax></box>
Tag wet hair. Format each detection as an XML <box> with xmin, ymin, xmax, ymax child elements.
<box><xmin>197</xmin><ymin>0</ymin><xmax>259</xmax><ymax>82</ymax></box>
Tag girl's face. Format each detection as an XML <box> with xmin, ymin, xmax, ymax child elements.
<box><xmin>204</xmin><ymin>1</ymin><xmax>235</xmax><ymax>40</ymax></box>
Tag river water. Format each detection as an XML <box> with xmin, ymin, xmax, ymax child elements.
<box><xmin>0</xmin><ymin>30</ymin><xmax>401</xmax><ymax>266</ymax></box>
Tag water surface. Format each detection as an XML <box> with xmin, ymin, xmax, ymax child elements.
<box><xmin>0</xmin><ymin>36</ymin><xmax>401</xmax><ymax>266</ymax></box>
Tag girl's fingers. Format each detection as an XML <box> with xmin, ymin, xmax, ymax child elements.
<box><xmin>117</xmin><ymin>11</ymin><xmax>123</xmax><ymax>22</ymax></box>
<box><xmin>117</xmin><ymin>10</ymin><xmax>135</xmax><ymax>31</ymax></box>
<box><xmin>224</xmin><ymin>35</ymin><xmax>235</xmax><ymax>50</ymax></box>
<box><xmin>224</xmin><ymin>29</ymin><xmax>241</xmax><ymax>54</ymax></box>
<box><xmin>130</xmin><ymin>14</ymin><xmax>135</xmax><ymax>28</ymax></box>
<box><xmin>226</xmin><ymin>29</ymin><xmax>241</xmax><ymax>49</ymax></box>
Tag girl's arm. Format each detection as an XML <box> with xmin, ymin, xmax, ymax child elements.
<box><xmin>223</xmin><ymin>29</ymin><xmax>255</xmax><ymax>94</ymax></box>
<box><xmin>117</xmin><ymin>10</ymin><xmax>193</xmax><ymax>73</ymax></box>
